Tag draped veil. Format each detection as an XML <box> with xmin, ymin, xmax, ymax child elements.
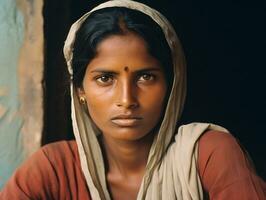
<box><xmin>63</xmin><ymin>1</ymin><xmax>229</xmax><ymax>199</ymax></box>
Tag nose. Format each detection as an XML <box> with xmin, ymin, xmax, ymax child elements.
<box><xmin>116</xmin><ymin>79</ymin><xmax>139</xmax><ymax>109</ymax></box>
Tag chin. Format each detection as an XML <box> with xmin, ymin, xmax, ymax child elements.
<box><xmin>108</xmin><ymin>127</ymin><xmax>152</xmax><ymax>142</ymax></box>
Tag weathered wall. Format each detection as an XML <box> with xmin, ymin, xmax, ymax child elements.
<box><xmin>17</xmin><ymin>0</ymin><xmax>43</xmax><ymax>158</ymax></box>
<box><xmin>0</xmin><ymin>0</ymin><xmax>43</xmax><ymax>188</ymax></box>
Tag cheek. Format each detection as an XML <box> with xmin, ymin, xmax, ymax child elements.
<box><xmin>139</xmin><ymin>83</ymin><xmax>168</xmax><ymax>115</ymax></box>
<box><xmin>85</xmin><ymin>95</ymin><xmax>111</xmax><ymax>131</ymax></box>
<box><xmin>85</xmin><ymin>93</ymin><xmax>110</xmax><ymax>117</ymax></box>
<box><xmin>83</xmin><ymin>83</ymin><xmax>112</xmax><ymax>122</ymax></box>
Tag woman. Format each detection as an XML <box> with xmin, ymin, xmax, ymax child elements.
<box><xmin>1</xmin><ymin>0</ymin><xmax>265</xmax><ymax>199</ymax></box>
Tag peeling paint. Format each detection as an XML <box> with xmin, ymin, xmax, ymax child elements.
<box><xmin>17</xmin><ymin>0</ymin><xmax>43</xmax><ymax>158</ymax></box>
<box><xmin>0</xmin><ymin>0</ymin><xmax>43</xmax><ymax>189</ymax></box>
<box><xmin>26</xmin><ymin>0</ymin><xmax>34</xmax><ymax>16</ymax></box>
<box><xmin>0</xmin><ymin>104</ymin><xmax>7</xmax><ymax>118</ymax></box>
<box><xmin>0</xmin><ymin>0</ymin><xmax>25</xmax><ymax>189</ymax></box>
<box><xmin>0</xmin><ymin>87</ymin><xmax>8</xmax><ymax>97</ymax></box>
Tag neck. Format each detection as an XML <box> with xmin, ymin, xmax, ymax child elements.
<box><xmin>100</xmin><ymin>133</ymin><xmax>154</xmax><ymax>178</ymax></box>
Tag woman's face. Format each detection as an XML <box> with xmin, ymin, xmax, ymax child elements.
<box><xmin>79</xmin><ymin>33</ymin><xmax>168</xmax><ymax>142</ymax></box>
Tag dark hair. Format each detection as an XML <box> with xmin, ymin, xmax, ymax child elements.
<box><xmin>72</xmin><ymin>7</ymin><xmax>173</xmax><ymax>88</ymax></box>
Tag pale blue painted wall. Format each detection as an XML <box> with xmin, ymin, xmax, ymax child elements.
<box><xmin>0</xmin><ymin>0</ymin><xmax>25</xmax><ymax>189</ymax></box>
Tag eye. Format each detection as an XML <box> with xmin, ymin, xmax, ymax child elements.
<box><xmin>95</xmin><ymin>74</ymin><xmax>114</xmax><ymax>85</ymax></box>
<box><xmin>138</xmin><ymin>73</ymin><xmax>155</xmax><ymax>82</ymax></box>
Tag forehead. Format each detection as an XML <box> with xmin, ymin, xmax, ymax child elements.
<box><xmin>86</xmin><ymin>33</ymin><xmax>161</xmax><ymax>71</ymax></box>
<box><xmin>96</xmin><ymin>33</ymin><xmax>148</xmax><ymax>55</ymax></box>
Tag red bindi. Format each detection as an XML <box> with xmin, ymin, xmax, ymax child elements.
<box><xmin>124</xmin><ymin>66</ymin><xmax>129</xmax><ymax>72</ymax></box>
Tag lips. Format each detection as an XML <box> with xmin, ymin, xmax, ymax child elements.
<box><xmin>111</xmin><ymin>114</ymin><xmax>142</xmax><ymax>127</ymax></box>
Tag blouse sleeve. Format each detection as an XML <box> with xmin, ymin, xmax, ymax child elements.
<box><xmin>198</xmin><ymin>130</ymin><xmax>266</xmax><ymax>200</ymax></box>
<box><xmin>0</xmin><ymin>147</ymin><xmax>59</xmax><ymax>200</ymax></box>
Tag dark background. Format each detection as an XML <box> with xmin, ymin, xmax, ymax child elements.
<box><xmin>42</xmin><ymin>0</ymin><xmax>266</xmax><ymax>179</ymax></box>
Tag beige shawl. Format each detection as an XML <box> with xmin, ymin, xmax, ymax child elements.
<box><xmin>63</xmin><ymin>0</ymin><xmax>229</xmax><ymax>199</ymax></box>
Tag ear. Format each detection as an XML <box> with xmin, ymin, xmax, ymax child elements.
<box><xmin>77</xmin><ymin>87</ymin><xmax>85</xmax><ymax>98</ymax></box>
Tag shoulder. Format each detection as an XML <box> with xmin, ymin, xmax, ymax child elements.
<box><xmin>197</xmin><ymin>130</ymin><xmax>248</xmax><ymax>180</ymax></box>
<box><xmin>4</xmin><ymin>140</ymin><xmax>79</xmax><ymax>187</ymax></box>
<box><xmin>38</xmin><ymin>140</ymin><xmax>83</xmax><ymax>179</ymax></box>
<box><xmin>41</xmin><ymin>140</ymin><xmax>80</xmax><ymax>164</ymax></box>
<box><xmin>198</xmin><ymin>130</ymin><xmax>266</xmax><ymax>199</ymax></box>
<box><xmin>0</xmin><ymin>140</ymin><xmax>82</xmax><ymax>199</ymax></box>
<box><xmin>41</xmin><ymin>139</ymin><xmax>77</xmax><ymax>152</ymax></box>
<box><xmin>198</xmin><ymin>130</ymin><xmax>241</xmax><ymax>163</ymax></box>
<box><xmin>16</xmin><ymin>140</ymin><xmax>80</xmax><ymax>172</ymax></box>
<box><xmin>197</xmin><ymin>130</ymin><xmax>247</xmax><ymax>177</ymax></box>
<box><xmin>198</xmin><ymin>130</ymin><xmax>238</xmax><ymax>149</ymax></box>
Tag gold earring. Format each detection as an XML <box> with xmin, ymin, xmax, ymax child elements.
<box><xmin>79</xmin><ymin>96</ymin><xmax>86</xmax><ymax>105</ymax></box>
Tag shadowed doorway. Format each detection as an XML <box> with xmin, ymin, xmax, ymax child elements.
<box><xmin>42</xmin><ymin>0</ymin><xmax>106</xmax><ymax>144</ymax></box>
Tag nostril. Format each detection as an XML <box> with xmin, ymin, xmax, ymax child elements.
<box><xmin>116</xmin><ymin>100</ymin><xmax>139</xmax><ymax>109</ymax></box>
<box><xmin>128</xmin><ymin>102</ymin><xmax>139</xmax><ymax>109</ymax></box>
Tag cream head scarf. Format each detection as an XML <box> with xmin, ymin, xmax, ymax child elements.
<box><xmin>63</xmin><ymin>0</ymin><xmax>229</xmax><ymax>199</ymax></box>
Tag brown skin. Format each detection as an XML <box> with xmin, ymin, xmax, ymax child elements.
<box><xmin>78</xmin><ymin>33</ymin><xmax>167</xmax><ymax>200</ymax></box>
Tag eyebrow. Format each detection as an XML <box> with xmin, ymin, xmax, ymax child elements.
<box><xmin>90</xmin><ymin>67</ymin><xmax>162</xmax><ymax>74</ymax></box>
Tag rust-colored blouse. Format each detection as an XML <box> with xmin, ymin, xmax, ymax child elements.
<box><xmin>1</xmin><ymin>131</ymin><xmax>265</xmax><ymax>199</ymax></box>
